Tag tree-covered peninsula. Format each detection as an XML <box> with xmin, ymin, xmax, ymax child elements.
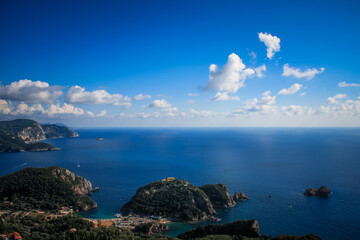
<box><xmin>0</xmin><ymin>119</ymin><xmax>79</xmax><ymax>152</ymax></box>
<box><xmin>121</xmin><ymin>177</ymin><xmax>238</xmax><ymax>221</ymax></box>
<box><xmin>0</xmin><ymin>167</ymin><xmax>97</xmax><ymax>212</ymax></box>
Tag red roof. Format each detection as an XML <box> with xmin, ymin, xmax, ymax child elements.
<box><xmin>4</xmin><ymin>232</ymin><xmax>22</xmax><ymax>240</ymax></box>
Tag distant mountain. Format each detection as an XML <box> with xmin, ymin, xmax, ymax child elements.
<box><xmin>0</xmin><ymin>167</ymin><xmax>97</xmax><ymax>211</ymax></box>
<box><xmin>0</xmin><ymin>119</ymin><xmax>78</xmax><ymax>153</ymax></box>
<box><xmin>121</xmin><ymin>177</ymin><xmax>236</xmax><ymax>221</ymax></box>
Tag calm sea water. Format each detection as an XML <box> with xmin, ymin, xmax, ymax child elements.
<box><xmin>1</xmin><ymin>128</ymin><xmax>360</xmax><ymax>240</ymax></box>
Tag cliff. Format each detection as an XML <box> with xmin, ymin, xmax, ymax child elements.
<box><xmin>0</xmin><ymin>119</ymin><xmax>78</xmax><ymax>153</ymax></box>
<box><xmin>121</xmin><ymin>178</ymin><xmax>236</xmax><ymax>221</ymax></box>
<box><xmin>0</xmin><ymin>167</ymin><xmax>97</xmax><ymax>211</ymax></box>
<box><xmin>200</xmin><ymin>184</ymin><xmax>236</xmax><ymax>208</ymax></box>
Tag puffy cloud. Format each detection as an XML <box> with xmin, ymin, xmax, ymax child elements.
<box><xmin>0</xmin><ymin>99</ymin><xmax>12</xmax><ymax>115</ymax></box>
<box><xmin>282</xmin><ymin>64</ymin><xmax>325</xmax><ymax>80</ymax></box>
<box><xmin>206</xmin><ymin>53</ymin><xmax>255</xmax><ymax>93</ymax></box>
<box><xmin>258</xmin><ymin>32</ymin><xmax>280</xmax><ymax>59</ymax></box>
<box><xmin>46</xmin><ymin>103</ymin><xmax>86</xmax><ymax>116</ymax></box>
<box><xmin>327</xmin><ymin>94</ymin><xmax>347</xmax><ymax>104</ymax></box>
<box><xmin>338</xmin><ymin>81</ymin><xmax>360</xmax><ymax>87</ymax></box>
<box><xmin>66</xmin><ymin>86</ymin><xmax>131</xmax><ymax>107</ymax></box>
<box><xmin>320</xmin><ymin>96</ymin><xmax>360</xmax><ymax>116</ymax></box>
<box><xmin>254</xmin><ymin>65</ymin><xmax>266</xmax><ymax>78</ymax></box>
<box><xmin>186</xmin><ymin>99</ymin><xmax>195</xmax><ymax>104</ymax></box>
<box><xmin>278</xmin><ymin>83</ymin><xmax>303</xmax><ymax>95</ymax></box>
<box><xmin>211</xmin><ymin>92</ymin><xmax>240</xmax><ymax>101</ymax></box>
<box><xmin>132</xmin><ymin>94</ymin><xmax>151</xmax><ymax>101</ymax></box>
<box><xmin>280</xmin><ymin>105</ymin><xmax>313</xmax><ymax>116</ymax></box>
<box><xmin>188</xmin><ymin>93</ymin><xmax>199</xmax><ymax>97</ymax></box>
<box><xmin>148</xmin><ymin>99</ymin><xmax>171</xmax><ymax>108</ymax></box>
<box><xmin>0</xmin><ymin>79</ymin><xmax>63</xmax><ymax>103</ymax></box>
<box><xmin>234</xmin><ymin>91</ymin><xmax>277</xmax><ymax>114</ymax></box>
<box><xmin>0</xmin><ymin>100</ymin><xmax>106</xmax><ymax>118</ymax></box>
<box><xmin>300</xmin><ymin>92</ymin><xmax>306</xmax><ymax>96</ymax></box>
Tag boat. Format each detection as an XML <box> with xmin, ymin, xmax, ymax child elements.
<box><xmin>97</xmin><ymin>137</ymin><xmax>104</xmax><ymax>141</ymax></box>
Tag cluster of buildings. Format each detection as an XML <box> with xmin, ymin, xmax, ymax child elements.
<box><xmin>113</xmin><ymin>215</ymin><xmax>168</xmax><ymax>229</ymax></box>
<box><xmin>0</xmin><ymin>232</ymin><xmax>22</xmax><ymax>240</ymax></box>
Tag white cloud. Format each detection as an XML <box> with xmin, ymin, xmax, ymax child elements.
<box><xmin>0</xmin><ymin>79</ymin><xmax>63</xmax><ymax>103</ymax></box>
<box><xmin>258</xmin><ymin>32</ymin><xmax>280</xmax><ymax>59</ymax></box>
<box><xmin>189</xmin><ymin>108</ymin><xmax>228</xmax><ymax>118</ymax></box>
<box><xmin>254</xmin><ymin>65</ymin><xmax>266</xmax><ymax>78</ymax></box>
<box><xmin>320</xmin><ymin>96</ymin><xmax>360</xmax><ymax>116</ymax></box>
<box><xmin>212</xmin><ymin>92</ymin><xmax>240</xmax><ymax>101</ymax></box>
<box><xmin>186</xmin><ymin>99</ymin><xmax>195</xmax><ymax>104</ymax></box>
<box><xmin>338</xmin><ymin>81</ymin><xmax>360</xmax><ymax>87</ymax></box>
<box><xmin>206</xmin><ymin>53</ymin><xmax>255</xmax><ymax>93</ymax></box>
<box><xmin>282</xmin><ymin>64</ymin><xmax>325</xmax><ymax>80</ymax></box>
<box><xmin>278</xmin><ymin>83</ymin><xmax>303</xmax><ymax>95</ymax></box>
<box><xmin>281</xmin><ymin>105</ymin><xmax>313</xmax><ymax>116</ymax></box>
<box><xmin>87</xmin><ymin>110</ymin><xmax>107</xmax><ymax>118</ymax></box>
<box><xmin>132</xmin><ymin>94</ymin><xmax>151</xmax><ymax>101</ymax></box>
<box><xmin>0</xmin><ymin>99</ymin><xmax>106</xmax><ymax>118</ymax></box>
<box><xmin>66</xmin><ymin>85</ymin><xmax>131</xmax><ymax>107</ymax></box>
<box><xmin>300</xmin><ymin>92</ymin><xmax>306</xmax><ymax>96</ymax></box>
<box><xmin>327</xmin><ymin>93</ymin><xmax>347</xmax><ymax>104</ymax></box>
<box><xmin>148</xmin><ymin>99</ymin><xmax>171</xmax><ymax>108</ymax></box>
<box><xmin>46</xmin><ymin>103</ymin><xmax>86</xmax><ymax>116</ymax></box>
<box><xmin>188</xmin><ymin>93</ymin><xmax>199</xmax><ymax>97</ymax></box>
<box><xmin>0</xmin><ymin>99</ymin><xmax>11</xmax><ymax>115</ymax></box>
<box><xmin>235</xmin><ymin>91</ymin><xmax>277</xmax><ymax>114</ymax></box>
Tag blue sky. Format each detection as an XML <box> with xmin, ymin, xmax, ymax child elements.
<box><xmin>0</xmin><ymin>0</ymin><xmax>360</xmax><ymax>127</ymax></box>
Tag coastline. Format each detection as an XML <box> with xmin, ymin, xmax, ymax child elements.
<box><xmin>83</xmin><ymin>215</ymin><xmax>171</xmax><ymax>230</ymax></box>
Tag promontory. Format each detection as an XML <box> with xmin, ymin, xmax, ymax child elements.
<box><xmin>121</xmin><ymin>177</ymin><xmax>239</xmax><ymax>221</ymax></box>
<box><xmin>0</xmin><ymin>119</ymin><xmax>79</xmax><ymax>152</ymax></box>
<box><xmin>0</xmin><ymin>166</ymin><xmax>97</xmax><ymax>211</ymax></box>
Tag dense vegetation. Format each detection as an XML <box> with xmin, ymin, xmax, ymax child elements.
<box><xmin>178</xmin><ymin>220</ymin><xmax>260</xmax><ymax>239</ymax></box>
<box><xmin>0</xmin><ymin>215</ymin><xmax>322</xmax><ymax>240</ymax></box>
<box><xmin>0</xmin><ymin>215</ymin><xmax>172</xmax><ymax>240</ymax></box>
<box><xmin>178</xmin><ymin>220</ymin><xmax>321</xmax><ymax>240</ymax></box>
<box><xmin>121</xmin><ymin>178</ymin><xmax>217</xmax><ymax>221</ymax></box>
<box><xmin>0</xmin><ymin>119</ymin><xmax>78</xmax><ymax>152</ymax></box>
<box><xmin>0</xmin><ymin>167</ymin><xmax>95</xmax><ymax>211</ymax></box>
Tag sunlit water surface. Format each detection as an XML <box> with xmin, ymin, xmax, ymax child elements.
<box><xmin>1</xmin><ymin>128</ymin><xmax>360</xmax><ymax>239</ymax></box>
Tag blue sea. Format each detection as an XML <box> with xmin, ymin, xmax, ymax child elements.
<box><xmin>1</xmin><ymin>128</ymin><xmax>360</xmax><ymax>240</ymax></box>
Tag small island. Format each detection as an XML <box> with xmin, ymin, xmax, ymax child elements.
<box><xmin>304</xmin><ymin>186</ymin><xmax>331</xmax><ymax>197</ymax></box>
<box><xmin>0</xmin><ymin>119</ymin><xmax>79</xmax><ymax>153</ymax></box>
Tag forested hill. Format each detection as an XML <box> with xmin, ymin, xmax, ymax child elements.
<box><xmin>121</xmin><ymin>178</ymin><xmax>236</xmax><ymax>221</ymax></box>
<box><xmin>0</xmin><ymin>119</ymin><xmax>78</xmax><ymax>152</ymax></box>
<box><xmin>0</xmin><ymin>167</ymin><xmax>97</xmax><ymax>211</ymax></box>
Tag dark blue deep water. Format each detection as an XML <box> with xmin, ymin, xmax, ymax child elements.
<box><xmin>1</xmin><ymin>128</ymin><xmax>360</xmax><ymax>240</ymax></box>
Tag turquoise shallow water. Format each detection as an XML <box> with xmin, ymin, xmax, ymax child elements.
<box><xmin>1</xmin><ymin>128</ymin><xmax>360</xmax><ymax>239</ymax></box>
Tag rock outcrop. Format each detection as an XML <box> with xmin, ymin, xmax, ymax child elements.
<box><xmin>304</xmin><ymin>186</ymin><xmax>331</xmax><ymax>197</ymax></box>
<box><xmin>121</xmin><ymin>178</ymin><xmax>236</xmax><ymax>221</ymax></box>
<box><xmin>200</xmin><ymin>184</ymin><xmax>236</xmax><ymax>208</ymax></box>
<box><xmin>233</xmin><ymin>192</ymin><xmax>250</xmax><ymax>201</ymax></box>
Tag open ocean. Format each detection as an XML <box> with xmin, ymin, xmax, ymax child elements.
<box><xmin>1</xmin><ymin>128</ymin><xmax>360</xmax><ymax>240</ymax></box>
